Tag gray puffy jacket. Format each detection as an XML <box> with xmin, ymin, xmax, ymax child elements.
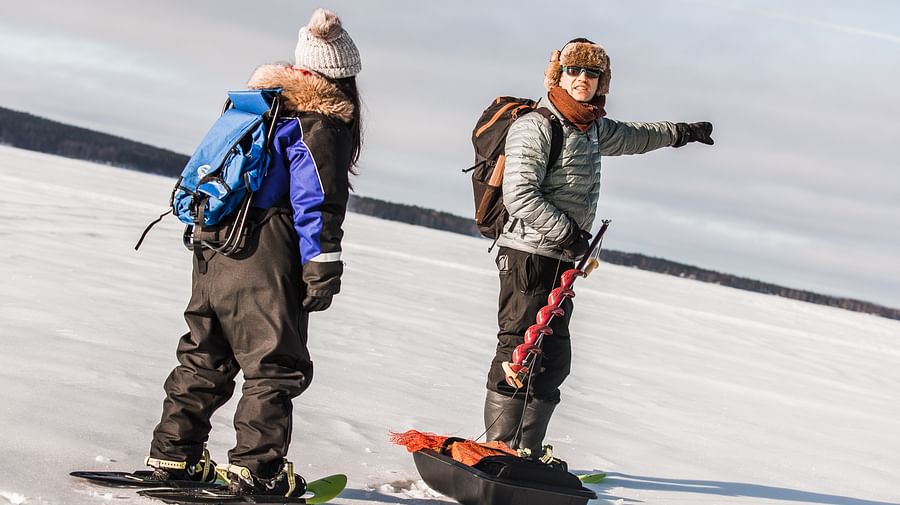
<box><xmin>495</xmin><ymin>96</ymin><xmax>677</xmax><ymax>260</ymax></box>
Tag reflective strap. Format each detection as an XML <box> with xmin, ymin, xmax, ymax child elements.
<box><xmin>284</xmin><ymin>461</ymin><xmax>296</xmax><ymax>497</ymax></box>
<box><xmin>220</xmin><ymin>463</ymin><xmax>253</xmax><ymax>485</ymax></box>
<box><xmin>200</xmin><ymin>446</ymin><xmax>212</xmax><ymax>481</ymax></box>
<box><xmin>309</xmin><ymin>251</ymin><xmax>342</xmax><ymax>262</ymax></box>
<box><xmin>215</xmin><ymin>466</ymin><xmax>231</xmax><ymax>483</ymax></box>
<box><xmin>145</xmin><ymin>456</ymin><xmax>187</xmax><ymax>470</ymax></box>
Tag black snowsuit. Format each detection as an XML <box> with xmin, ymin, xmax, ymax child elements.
<box><xmin>149</xmin><ymin>64</ymin><xmax>354</xmax><ymax>478</ymax></box>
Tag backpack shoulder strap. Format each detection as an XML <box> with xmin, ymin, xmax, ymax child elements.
<box><xmin>534</xmin><ymin>107</ymin><xmax>563</xmax><ymax>169</ymax></box>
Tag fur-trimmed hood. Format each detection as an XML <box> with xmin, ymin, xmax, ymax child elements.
<box><xmin>247</xmin><ymin>64</ymin><xmax>354</xmax><ymax>122</ymax></box>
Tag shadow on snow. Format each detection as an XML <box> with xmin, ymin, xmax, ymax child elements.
<box><xmin>337</xmin><ymin>487</ymin><xmax>448</xmax><ymax>504</ymax></box>
<box><xmin>590</xmin><ymin>472</ymin><xmax>899</xmax><ymax>505</ymax></box>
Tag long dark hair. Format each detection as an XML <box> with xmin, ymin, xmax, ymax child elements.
<box><xmin>333</xmin><ymin>76</ymin><xmax>363</xmax><ymax>170</ymax></box>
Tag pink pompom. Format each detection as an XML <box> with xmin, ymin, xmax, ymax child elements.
<box><xmin>307</xmin><ymin>8</ymin><xmax>342</xmax><ymax>42</ymax></box>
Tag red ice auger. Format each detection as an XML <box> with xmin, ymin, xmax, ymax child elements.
<box><xmin>501</xmin><ymin>219</ymin><xmax>611</xmax><ymax>389</ymax></box>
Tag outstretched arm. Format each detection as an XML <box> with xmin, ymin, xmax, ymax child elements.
<box><xmin>597</xmin><ymin>118</ymin><xmax>679</xmax><ymax>156</ymax></box>
<box><xmin>597</xmin><ymin>118</ymin><xmax>714</xmax><ymax>155</ymax></box>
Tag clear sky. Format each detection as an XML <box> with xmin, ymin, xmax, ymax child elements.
<box><xmin>2</xmin><ymin>0</ymin><xmax>899</xmax><ymax>307</ymax></box>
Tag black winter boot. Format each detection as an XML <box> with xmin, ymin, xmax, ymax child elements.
<box><xmin>517</xmin><ymin>397</ymin><xmax>557</xmax><ymax>457</ymax></box>
<box><xmin>483</xmin><ymin>390</ymin><xmax>526</xmax><ymax>446</ymax></box>
<box><xmin>144</xmin><ymin>446</ymin><xmax>218</xmax><ymax>483</ymax></box>
<box><xmin>224</xmin><ymin>461</ymin><xmax>307</xmax><ymax>497</ymax></box>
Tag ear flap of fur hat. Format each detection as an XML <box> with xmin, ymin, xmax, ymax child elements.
<box><xmin>544</xmin><ymin>41</ymin><xmax>611</xmax><ymax>96</ymax></box>
<box><xmin>543</xmin><ymin>49</ymin><xmax>562</xmax><ymax>92</ymax></box>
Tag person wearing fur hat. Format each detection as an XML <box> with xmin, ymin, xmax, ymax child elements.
<box><xmin>145</xmin><ymin>8</ymin><xmax>362</xmax><ymax>497</ymax></box>
<box><xmin>484</xmin><ymin>38</ymin><xmax>713</xmax><ymax>458</ymax></box>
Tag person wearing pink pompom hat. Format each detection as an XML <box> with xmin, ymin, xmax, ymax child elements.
<box><xmin>145</xmin><ymin>8</ymin><xmax>363</xmax><ymax>497</ymax></box>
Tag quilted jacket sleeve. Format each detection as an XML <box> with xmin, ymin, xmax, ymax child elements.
<box><xmin>501</xmin><ymin>113</ymin><xmax>574</xmax><ymax>245</ymax></box>
<box><xmin>597</xmin><ymin>118</ymin><xmax>678</xmax><ymax>156</ymax></box>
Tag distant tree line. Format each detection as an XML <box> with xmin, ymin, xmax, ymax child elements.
<box><xmin>0</xmin><ymin>107</ymin><xmax>187</xmax><ymax>177</ymax></box>
<box><xmin>599</xmin><ymin>250</ymin><xmax>899</xmax><ymax>320</ymax></box>
<box><xmin>348</xmin><ymin>195</ymin><xmax>480</xmax><ymax>236</ymax></box>
<box><xmin>2</xmin><ymin>105</ymin><xmax>896</xmax><ymax>321</ymax></box>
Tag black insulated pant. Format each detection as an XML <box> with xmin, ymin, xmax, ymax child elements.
<box><xmin>486</xmin><ymin>247</ymin><xmax>574</xmax><ymax>403</ymax></box>
<box><xmin>149</xmin><ymin>211</ymin><xmax>313</xmax><ymax>478</ymax></box>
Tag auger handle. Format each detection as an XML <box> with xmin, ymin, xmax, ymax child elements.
<box><xmin>576</xmin><ymin>219</ymin><xmax>611</xmax><ymax>272</ymax></box>
<box><xmin>505</xmin><ymin>219</ymin><xmax>612</xmax><ymax>387</ymax></box>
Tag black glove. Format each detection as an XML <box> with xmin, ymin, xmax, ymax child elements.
<box><xmin>673</xmin><ymin>122</ymin><xmax>714</xmax><ymax>148</ymax></box>
<box><xmin>302</xmin><ymin>294</ymin><xmax>333</xmax><ymax>312</ymax></box>
<box><xmin>562</xmin><ymin>226</ymin><xmax>592</xmax><ymax>259</ymax></box>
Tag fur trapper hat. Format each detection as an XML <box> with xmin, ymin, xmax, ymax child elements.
<box><xmin>544</xmin><ymin>38</ymin><xmax>611</xmax><ymax>96</ymax></box>
<box><xmin>294</xmin><ymin>8</ymin><xmax>361</xmax><ymax>79</ymax></box>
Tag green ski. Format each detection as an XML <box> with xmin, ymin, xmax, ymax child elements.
<box><xmin>578</xmin><ymin>472</ymin><xmax>606</xmax><ymax>484</ymax></box>
<box><xmin>136</xmin><ymin>474</ymin><xmax>347</xmax><ymax>504</ymax></box>
<box><xmin>304</xmin><ymin>474</ymin><xmax>348</xmax><ymax>504</ymax></box>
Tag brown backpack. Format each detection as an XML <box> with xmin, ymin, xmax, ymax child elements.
<box><xmin>466</xmin><ymin>96</ymin><xmax>563</xmax><ymax>240</ymax></box>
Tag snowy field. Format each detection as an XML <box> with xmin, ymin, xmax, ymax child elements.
<box><xmin>1</xmin><ymin>144</ymin><xmax>898</xmax><ymax>505</ymax></box>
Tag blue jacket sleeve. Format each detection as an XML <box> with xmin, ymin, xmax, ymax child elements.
<box><xmin>286</xmin><ymin>116</ymin><xmax>352</xmax><ymax>296</ymax></box>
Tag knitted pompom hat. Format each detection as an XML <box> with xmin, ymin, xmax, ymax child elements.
<box><xmin>294</xmin><ymin>8</ymin><xmax>361</xmax><ymax>79</ymax></box>
<box><xmin>544</xmin><ymin>38</ymin><xmax>611</xmax><ymax>96</ymax></box>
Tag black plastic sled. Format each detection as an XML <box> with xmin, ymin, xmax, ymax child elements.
<box><xmin>412</xmin><ymin>449</ymin><xmax>597</xmax><ymax>505</ymax></box>
<box><xmin>70</xmin><ymin>470</ymin><xmax>221</xmax><ymax>489</ymax></box>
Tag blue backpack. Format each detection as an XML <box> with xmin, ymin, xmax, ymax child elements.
<box><xmin>136</xmin><ymin>88</ymin><xmax>282</xmax><ymax>255</ymax></box>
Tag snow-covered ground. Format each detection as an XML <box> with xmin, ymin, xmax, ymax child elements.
<box><xmin>1</xmin><ymin>144</ymin><xmax>898</xmax><ymax>505</ymax></box>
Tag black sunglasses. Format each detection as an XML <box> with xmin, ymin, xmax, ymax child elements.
<box><xmin>562</xmin><ymin>66</ymin><xmax>602</xmax><ymax>79</ymax></box>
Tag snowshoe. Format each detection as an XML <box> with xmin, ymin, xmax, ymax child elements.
<box><xmin>138</xmin><ymin>473</ymin><xmax>347</xmax><ymax>505</ymax></box>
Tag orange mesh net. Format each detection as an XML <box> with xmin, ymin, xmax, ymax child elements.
<box><xmin>389</xmin><ymin>429</ymin><xmax>518</xmax><ymax>466</ymax></box>
<box><xmin>389</xmin><ymin>430</ymin><xmax>447</xmax><ymax>453</ymax></box>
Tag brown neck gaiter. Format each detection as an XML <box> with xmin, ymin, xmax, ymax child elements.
<box><xmin>548</xmin><ymin>86</ymin><xmax>607</xmax><ymax>132</ymax></box>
